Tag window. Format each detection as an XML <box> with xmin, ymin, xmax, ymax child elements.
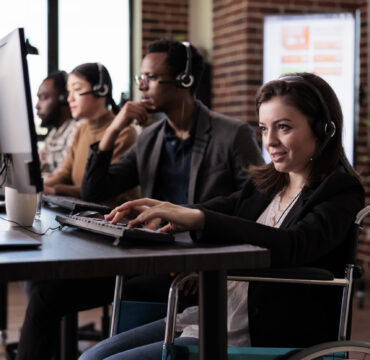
<box><xmin>0</xmin><ymin>0</ymin><xmax>131</xmax><ymax>135</ymax></box>
<box><xmin>0</xmin><ymin>0</ymin><xmax>48</xmax><ymax>133</ymax></box>
<box><xmin>59</xmin><ymin>0</ymin><xmax>131</xmax><ymax>105</ymax></box>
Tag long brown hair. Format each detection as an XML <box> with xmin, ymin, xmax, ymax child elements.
<box><xmin>249</xmin><ymin>72</ymin><xmax>358</xmax><ymax>198</ymax></box>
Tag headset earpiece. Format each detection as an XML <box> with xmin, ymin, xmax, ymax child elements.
<box><xmin>158</xmin><ymin>42</ymin><xmax>195</xmax><ymax>88</ymax></box>
<box><xmin>326</xmin><ymin>120</ymin><xmax>336</xmax><ymax>138</ymax></box>
<box><xmin>176</xmin><ymin>73</ymin><xmax>194</xmax><ymax>88</ymax></box>
<box><xmin>92</xmin><ymin>63</ymin><xmax>109</xmax><ymax>97</ymax></box>
<box><xmin>58</xmin><ymin>92</ymin><xmax>68</xmax><ymax>105</ymax></box>
<box><xmin>56</xmin><ymin>71</ymin><xmax>69</xmax><ymax>105</ymax></box>
<box><xmin>92</xmin><ymin>83</ymin><xmax>109</xmax><ymax>97</ymax></box>
<box><xmin>314</xmin><ymin>119</ymin><xmax>336</xmax><ymax>140</ymax></box>
<box><xmin>176</xmin><ymin>42</ymin><xmax>194</xmax><ymax>88</ymax></box>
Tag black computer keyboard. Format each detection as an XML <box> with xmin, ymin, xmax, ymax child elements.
<box><xmin>43</xmin><ymin>194</ymin><xmax>112</xmax><ymax>214</ymax></box>
<box><xmin>55</xmin><ymin>214</ymin><xmax>174</xmax><ymax>245</ymax></box>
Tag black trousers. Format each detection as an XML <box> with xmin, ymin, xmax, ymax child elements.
<box><xmin>16</xmin><ymin>274</ymin><xmax>197</xmax><ymax>360</ymax></box>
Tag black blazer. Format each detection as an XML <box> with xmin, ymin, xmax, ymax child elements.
<box><xmin>81</xmin><ymin>100</ymin><xmax>263</xmax><ymax>204</ymax></box>
<box><xmin>196</xmin><ymin>167</ymin><xmax>364</xmax><ymax>347</ymax></box>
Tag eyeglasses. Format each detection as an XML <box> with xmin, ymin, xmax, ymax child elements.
<box><xmin>134</xmin><ymin>73</ymin><xmax>174</xmax><ymax>87</ymax></box>
<box><xmin>135</xmin><ymin>74</ymin><xmax>157</xmax><ymax>87</ymax></box>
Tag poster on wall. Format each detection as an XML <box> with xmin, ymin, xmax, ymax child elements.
<box><xmin>263</xmin><ymin>12</ymin><xmax>359</xmax><ymax>165</ymax></box>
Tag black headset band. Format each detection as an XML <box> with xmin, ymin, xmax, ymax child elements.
<box><xmin>96</xmin><ymin>63</ymin><xmax>103</xmax><ymax>87</ymax></box>
<box><xmin>182</xmin><ymin>42</ymin><xmax>192</xmax><ymax>77</ymax></box>
<box><xmin>279</xmin><ymin>75</ymin><xmax>335</xmax><ymax>134</ymax></box>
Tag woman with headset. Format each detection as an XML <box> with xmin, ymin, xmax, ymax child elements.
<box><xmin>43</xmin><ymin>62</ymin><xmax>138</xmax><ymax>202</ymax></box>
<box><xmin>79</xmin><ymin>72</ymin><xmax>364</xmax><ymax>360</ymax></box>
<box><xmin>17</xmin><ymin>65</ymin><xmax>139</xmax><ymax>360</ymax></box>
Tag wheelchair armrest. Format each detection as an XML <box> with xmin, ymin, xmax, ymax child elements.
<box><xmin>228</xmin><ymin>267</ymin><xmax>335</xmax><ymax>281</ymax></box>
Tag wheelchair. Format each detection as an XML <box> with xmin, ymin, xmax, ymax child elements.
<box><xmin>161</xmin><ymin>205</ymin><xmax>370</xmax><ymax>360</ymax></box>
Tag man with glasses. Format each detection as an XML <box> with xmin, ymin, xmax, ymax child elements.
<box><xmin>81</xmin><ymin>39</ymin><xmax>263</xmax><ymax>206</ymax></box>
<box><xmin>16</xmin><ymin>39</ymin><xmax>263</xmax><ymax>360</ymax></box>
<box><xmin>79</xmin><ymin>36</ymin><xmax>263</xmax><ymax>318</ymax></box>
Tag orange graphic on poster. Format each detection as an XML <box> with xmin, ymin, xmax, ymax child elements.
<box><xmin>314</xmin><ymin>67</ymin><xmax>342</xmax><ymax>75</ymax></box>
<box><xmin>314</xmin><ymin>41</ymin><xmax>342</xmax><ymax>49</ymax></box>
<box><xmin>281</xmin><ymin>55</ymin><xmax>308</xmax><ymax>63</ymax></box>
<box><xmin>282</xmin><ymin>26</ymin><xmax>309</xmax><ymax>50</ymax></box>
<box><xmin>314</xmin><ymin>54</ymin><xmax>341</xmax><ymax>62</ymax></box>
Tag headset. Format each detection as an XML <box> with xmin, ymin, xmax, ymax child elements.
<box><xmin>80</xmin><ymin>63</ymin><xmax>109</xmax><ymax>97</ymax></box>
<box><xmin>57</xmin><ymin>71</ymin><xmax>69</xmax><ymax>105</ymax></box>
<box><xmin>159</xmin><ymin>41</ymin><xmax>195</xmax><ymax>88</ymax></box>
<box><xmin>278</xmin><ymin>75</ymin><xmax>336</xmax><ymax>161</ymax></box>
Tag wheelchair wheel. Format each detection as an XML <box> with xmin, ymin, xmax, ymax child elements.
<box><xmin>287</xmin><ymin>340</ymin><xmax>370</xmax><ymax>359</ymax></box>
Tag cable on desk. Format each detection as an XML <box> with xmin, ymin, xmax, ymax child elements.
<box><xmin>0</xmin><ymin>216</ymin><xmax>62</xmax><ymax>235</ymax></box>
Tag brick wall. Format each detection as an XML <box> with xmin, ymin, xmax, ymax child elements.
<box><xmin>139</xmin><ymin>0</ymin><xmax>370</xmax><ymax>267</ymax></box>
<box><xmin>141</xmin><ymin>0</ymin><xmax>188</xmax><ymax>55</ymax></box>
<box><xmin>212</xmin><ymin>0</ymin><xmax>370</xmax><ymax>268</ymax></box>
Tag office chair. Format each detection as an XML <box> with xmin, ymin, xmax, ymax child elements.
<box><xmin>162</xmin><ymin>205</ymin><xmax>370</xmax><ymax>360</ymax></box>
<box><xmin>59</xmin><ymin>305</ymin><xmax>110</xmax><ymax>359</ymax></box>
<box><xmin>4</xmin><ymin>303</ymin><xmax>109</xmax><ymax>360</ymax></box>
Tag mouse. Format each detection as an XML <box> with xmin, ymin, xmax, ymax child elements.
<box><xmin>75</xmin><ymin>210</ymin><xmax>105</xmax><ymax>219</ymax></box>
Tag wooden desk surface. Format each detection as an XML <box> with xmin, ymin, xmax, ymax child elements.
<box><xmin>0</xmin><ymin>206</ymin><xmax>270</xmax><ymax>282</ymax></box>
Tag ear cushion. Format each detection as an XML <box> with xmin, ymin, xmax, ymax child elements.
<box><xmin>58</xmin><ymin>92</ymin><xmax>68</xmax><ymax>105</ymax></box>
<box><xmin>314</xmin><ymin>119</ymin><xmax>326</xmax><ymax>140</ymax></box>
<box><xmin>176</xmin><ymin>73</ymin><xmax>194</xmax><ymax>88</ymax></box>
<box><xmin>92</xmin><ymin>83</ymin><xmax>109</xmax><ymax>97</ymax></box>
<box><xmin>314</xmin><ymin>119</ymin><xmax>336</xmax><ymax>140</ymax></box>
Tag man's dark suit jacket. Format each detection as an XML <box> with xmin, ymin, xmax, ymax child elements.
<box><xmin>196</xmin><ymin>167</ymin><xmax>364</xmax><ymax>347</ymax></box>
<box><xmin>81</xmin><ymin>101</ymin><xmax>263</xmax><ymax>204</ymax></box>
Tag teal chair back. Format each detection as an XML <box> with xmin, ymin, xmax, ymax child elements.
<box><xmin>117</xmin><ymin>300</ymin><xmax>191</xmax><ymax>334</ymax></box>
<box><xmin>117</xmin><ymin>300</ymin><xmax>168</xmax><ymax>333</ymax></box>
<box><xmin>163</xmin><ymin>345</ymin><xmax>302</xmax><ymax>360</ymax></box>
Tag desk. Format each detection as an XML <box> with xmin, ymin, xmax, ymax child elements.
<box><xmin>0</xmin><ymin>206</ymin><xmax>270</xmax><ymax>360</ymax></box>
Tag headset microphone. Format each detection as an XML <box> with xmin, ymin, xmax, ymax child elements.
<box><xmin>157</xmin><ymin>79</ymin><xmax>179</xmax><ymax>85</ymax></box>
<box><xmin>79</xmin><ymin>90</ymin><xmax>95</xmax><ymax>96</ymax></box>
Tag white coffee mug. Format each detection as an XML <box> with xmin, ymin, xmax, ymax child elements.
<box><xmin>5</xmin><ymin>187</ymin><xmax>38</xmax><ymax>226</ymax></box>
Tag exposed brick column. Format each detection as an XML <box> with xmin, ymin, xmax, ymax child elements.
<box><xmin>212</xmin><ymin>0</ymin><xmax>261</xmax><ymax>127</ymax></box>
<box><xmin>141</xmin><ymin>0</ymin><xmax>188</xmax><ymax>55</ymax></box>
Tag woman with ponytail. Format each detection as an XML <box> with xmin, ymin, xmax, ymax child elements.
<box><xmin>43</xmin><ymin>62</ymin><xmax>138</xmax><ymax>201</ymax></box>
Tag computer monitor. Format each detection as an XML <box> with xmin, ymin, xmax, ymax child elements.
<box><xmin>0</xmin><ymin>28</ymin><xmax>42</xmax><ymax>194</ymax></box>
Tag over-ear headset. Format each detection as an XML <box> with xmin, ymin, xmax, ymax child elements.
<box><xmin>58</xmin><ymin>90</ymin><xmax>68</xmax><ymax>105</ymax></box>
<box><xmin>57</xmin><ymin>71</ymin><xmax>69</xmax><ymax>105</ymax></box>
<box><xmin>278</xmin><ymin>75</ymin><xmax>336</xmax><ymax>161</ymax></box>
<box><xmin>159</xmin><ymin>42</ymin><xmax>195</xmax><ymax>88</ymax></box>
<box><xmin>80</xmin><ymin>63</ymin><xmax>109</xmax><ymax>97</ymax></box>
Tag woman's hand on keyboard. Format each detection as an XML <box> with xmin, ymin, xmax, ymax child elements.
<box><xmin>105</xmin><ymin>203</ymin><xmax>162</xmax><ymax>230</ymax></box>
<box><xmin>114</xmin><ymin>198</ymin><xmax>205</xmax><ymax>233</ymax></box>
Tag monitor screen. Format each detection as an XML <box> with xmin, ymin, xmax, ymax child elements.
<box><xmin>0</xmin><ymin>28</ymin><xmax>42</xmax><ymax>193</ymax></box>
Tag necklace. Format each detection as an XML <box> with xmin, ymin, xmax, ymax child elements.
<box><xmin>273</xmin><ymin>189</ymin><xmax>302</xmax><ymax>226</ymax></box>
